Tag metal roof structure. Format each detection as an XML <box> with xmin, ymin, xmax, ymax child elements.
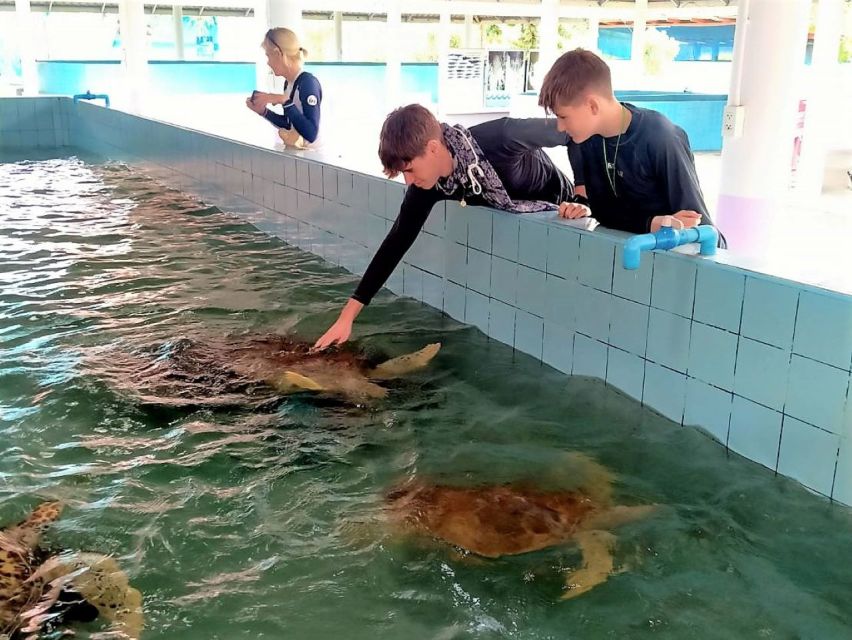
<box><xmin>0</xmin><ymin>0</ymin><xmax>748</xmax><ymax>20</ymax></box>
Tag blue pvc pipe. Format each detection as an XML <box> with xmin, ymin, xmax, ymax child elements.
<box><xmin>623</xmin><ymin>234</ymin><xmax>658</xmax><ymax>270</ymax></box>
<box><xmin>72</xmin><ymin>91</ymin><xmax>110</xmax><ymax>108</ymax></box>
<box><xmin>623</xmin><ymin>224</ymin><xmax>718</xmax><ymax>270</ymax></box>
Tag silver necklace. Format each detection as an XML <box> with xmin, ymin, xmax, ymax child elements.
<box><xmin>602</xmin><ymin>104</ymin><xmax>627</xmax><ymax>197</ymax></box>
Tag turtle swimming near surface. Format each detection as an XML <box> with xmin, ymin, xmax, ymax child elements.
<box><xmin>381</xmin><ymin>453</ymin><xmax>655</xmax><ymax>599</ymax></box>
<box><xmin>87</xmin><ymin>333</ymin><xmax>441</xmax><ymax>408</ymax></box>
<box><xmin>0</xmin><ymin>502</ymin><xmax>143</xmax><ymax>639</ymax></box>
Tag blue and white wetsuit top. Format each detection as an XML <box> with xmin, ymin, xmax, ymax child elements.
<box><xmin>263</xmin><ymin>71</ymin><xmax>322</xmax><ymax>145</ymax></box>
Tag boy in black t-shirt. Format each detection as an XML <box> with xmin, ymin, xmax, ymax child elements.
<box><xmin>539</xmin><ymin>48</ymin><xmax>724</xmax><ymax>245</ymax></box>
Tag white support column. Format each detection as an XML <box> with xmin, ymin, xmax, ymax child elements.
<box><xmin>254</xmin><ymin>1</ymin><xmax>271</xmax><ymax>91</ymax></box>
<box><xmin>437</xmin><ymin>9</ymin><xmax>451</xmax><ymax>116</ymax></box>
<box><xmin>14</xmin><ymin>0</ymin><xmax>37</xmax><ymax>95</ymax></box>
<box><xmin>118</xmin><ymin>0</ymin><xmax>148</xmax><ymax>111</ymax></box>
<box><xmin>631</xmin><ymin>0</ymin><xmax>648</xmax><ymax>77</ymax></box>
<box><xmin>464</xmin><ymin>14</ymin><xmax>475</xmax><ymax>48</ymax></box>
<box><xmin>386</xmin><ymin>0</ymin><xmax>402</xmax><ymax>110</ymax></box>
<box><xmin>586</xmin><ymin>15</ymin><xmax>600</xmax><ymax>53</ymax></box>
<box><xmin>266</xmin><ymin>0</ymin><xmax>302</xmax><ymax>33</ymax></box>
<box><xmin>717</xmin><ymin>0</ymin><xmax>811</xmax><ymax>252</ymax></box>
<box><xmin>539</xmin><ymin>0</ymin><xmax>560</xmax><ymax>78</ymax></box>
<box><xmin>173</xmin><ymin>5</ymin><xmax>185</xmax><ymax>61</ymax></box>
<box><xmin>334</xmin><ymin>11</ymin><xmax>343</xmax><ymax>61</ymax></box>
<box><xmin>795</xmin><ymin>0</ymin><xmax>845</xmax><ymax>197</ymax></box>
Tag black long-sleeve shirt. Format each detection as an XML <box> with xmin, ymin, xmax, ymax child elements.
<box><xmin>570</xmin><ymin>103</ymin><xmax>722</xmax><ymax>242</ymax></box>
<box><xmin>352</xmin><ymin>118</ymin><xmax>574</xmax><ymax>305</ymax></box>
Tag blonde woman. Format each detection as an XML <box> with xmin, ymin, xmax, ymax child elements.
<box><xmin>246</xmin><ymin>28</ymin><xmax>322</xmax><ymax>148</ymax></box>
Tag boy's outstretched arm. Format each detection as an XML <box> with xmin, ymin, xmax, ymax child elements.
<box><xmin>313</xmin><ymin>186</ymin><xmax>442</xmax><ymax>350</ymax></box>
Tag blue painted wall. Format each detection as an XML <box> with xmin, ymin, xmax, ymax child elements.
<box><xmin>37</xmin><ymin>61</ymin><xmax>720</xmax><ymax>150</ymax></box>
<box><xmin>598</xmin><ymin>24</ymin><xmax>817</xmax><ymax>64</ymax></box>
<box><xmin>37</xmin><ymin>60</ymin><xmax>438</xmax><ymax>103</ymax></box>
<box><xmin>615</xmin><ymin>91</ymin><xmax>726</xmax><ymax>151</ymax></box>
<box><xmin>599</xmin><ymin>25</ymin><xmax>736</xmax><ymax>61</ymax></box>
<box><xmin>39</xmin><ymin>60</ymin><xmax>123</xmax><ymax>96</ymax></box>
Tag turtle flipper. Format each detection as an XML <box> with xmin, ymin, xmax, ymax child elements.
<box><xmin>272</xmin><ymin>371</ymin><xmax>326</xmax><ymax>392</ymax></box>
<box><xmin>30</xmin><ymin>552</ymin><xmax>144</xmax><ymax>639</ymax></box>
<box><xmin>0</xmin><ymin>502</ymin><xmax>64</xmax><ymax>636</ymax></box>
<box><xmin>368</xmin><ymin>343</ymin><xmax>441</xmax><ymax>380</ymax></box>
<box><xmin>3</xmin><ymin>501</ymin><xmax>64</xmax><ymax>549</ymax></box>
<box><xmin>339</xmin><ymin>379</ymin><xmax>388</xmax><ymax>400</ymax></box>
<box><xmin>561</xmin><ymin>530</ymin><xmax>616</xmax><ymax>600</ymax></box>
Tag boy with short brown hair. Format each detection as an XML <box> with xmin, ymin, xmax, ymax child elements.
<box><xmin>539</xmin><ymin>48</ymin><xmax>724</xmax><ymax>242</ymax></box>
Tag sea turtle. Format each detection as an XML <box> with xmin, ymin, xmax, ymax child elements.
<box><xmin>87</xmin><ymin>334</ymin><xmax>441</xmax><ymax>408</ymax></box>
<box><xmin>0</xmin><ymin>502</ymin><xmax>143</xmax><ymax>639</ymax></box>
<box><xmin>380</xmin><ymin>453</ymin><xmax>655</xmax><ymax>600</ymax></box>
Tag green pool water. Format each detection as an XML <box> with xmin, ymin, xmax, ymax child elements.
<box><xmin>1</xmin><ymin>150</ymin><xmax>850</xmax><ymax>639</ymax></box>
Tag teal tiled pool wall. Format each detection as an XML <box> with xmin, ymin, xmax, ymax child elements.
<box><xmin>0</xmin><ymin>96</ymin><xmax>71</xmax><ymax>149</ymax></box>
<box><xmin>3</xmin><ymin>97</ymin><xmax>851</xmax><ymax>506</ymax></box>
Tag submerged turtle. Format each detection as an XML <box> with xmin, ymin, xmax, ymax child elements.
<box><xmin>87</xmin><ymin>334</ymin><xmax>441</xmax><ymax>408</ymax></box>
<box><xmin>381</xmin><ymin>453</ymin><xmax>655</xmax><ymax>599</ymax></box>
<box><xmin>0</xmin><ymin>502</ymin><xmax>143</xmax><ymax>639</ymax></box>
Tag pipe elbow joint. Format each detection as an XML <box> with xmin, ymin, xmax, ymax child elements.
<box><xmin>623</xmin><ymin>233</ymin><xmax>657</xmax><ymax>270</ymax></box>
<box><xmin>695</xmin><ymin>225</ymin><xmax>718</xmax><ymax>256</ymax></box>
<box><xmin>72</xmin><ymin>92</ymin><xmax>110</xmax><ymax>108</ymax></box>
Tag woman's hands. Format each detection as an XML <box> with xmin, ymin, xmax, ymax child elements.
<box><xmin>245</xmin><ymin>95</ymin><xmax>267</xmax><ymax>115</ymax></box>
<box><xmin>245</xmin><ymin>91</ymin><xmax>284</xmax><ymax>115</ymax></box>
